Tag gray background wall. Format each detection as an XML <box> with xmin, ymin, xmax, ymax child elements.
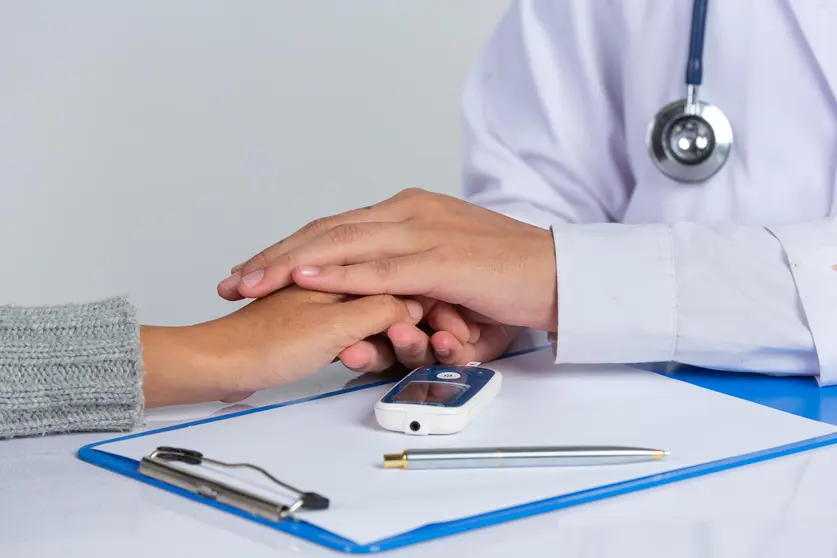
<box><xmin>0</xmin><ymin>0</ymin><xmax>509</xmax><ymax>324</ymax></box>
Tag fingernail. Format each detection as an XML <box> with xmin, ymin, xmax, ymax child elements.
<box><xmin>468</xmin><ymin>322</ymin><xmax>481</xmax><ymax>344</ymax></box>
<box><xmin>298</xmin><ymin>266</ymin><xmax>320</xmax><ymax>277</ymax></box>
<box><xmin>405</xmin><ymin>300</ymin><xmax>423</xmax><ymax>321</ymax></box>
<box><xmin>241</xmin><ymin>269</ymin><xmax>264</xmax><ymax>288</ymax></box>
<box><xmin>435</xmin><ymin>348</ymin><xmax>451</xmax><ymax>357</ymax></box>
<box><xmin>218</xmin><ymin>272</ymin><xmax>241</xmax><ymax>292</ymax></box>
<box><xmin>392</xmin><ymin>340</ymin><xmax>413</xmax><ymax>349</ymax></box>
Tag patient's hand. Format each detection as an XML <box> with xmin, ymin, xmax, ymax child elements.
<box><xmin>140</xmin><ymin>286</ymin><xmax>422</xmax><ymax>407</ymax></box>
<box><xmin>336</xmin><ymin>296</ymin><xmax>520</xmax><ymax>373</ymax></box>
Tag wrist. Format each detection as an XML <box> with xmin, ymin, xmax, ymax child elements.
<box><xmin>532</xmin><ymin>226</ymin><xmax>559</xmax><ymax>332</ymax></box>
<box><xmin>139</xmin><ymin>324</ymin><xmax>242</xmax><ymax>407</ymax></box>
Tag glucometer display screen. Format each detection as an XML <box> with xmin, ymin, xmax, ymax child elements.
<box><xmin>393</xmin><ymin>381</ymin><xmax>469</xmax><ymax>406</ymax></box>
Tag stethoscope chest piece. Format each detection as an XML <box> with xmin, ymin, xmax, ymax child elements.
<box><xmin>647</xmin><ymin>97</ymin><xmax>732</xmax><ymax>183</ymax></box>
<box><xmin>647</xmin><ymin>0</ymin><xmax>732</xmax><ymax>183</ymax></box>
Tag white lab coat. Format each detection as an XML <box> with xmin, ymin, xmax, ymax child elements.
<box><xmin>461</xmin><ymin>0</ymin><xmax>837</xmax><ymax>385</ymax></box>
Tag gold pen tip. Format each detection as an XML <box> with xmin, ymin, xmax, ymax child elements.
<box><xmin>653</xmin><ymin>450</ymin><xmax>669</xmax><ymax>460</ymax></box>
<box><xmin>383</xmin><ymin>452</ymin><xmax>407</xmax><ymax>469</ymax></box>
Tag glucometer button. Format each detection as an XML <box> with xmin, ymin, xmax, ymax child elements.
<box><xmin>436</xmin><ymin>372</ymin><xmax>461</xmax><ymax>380</ymax></box>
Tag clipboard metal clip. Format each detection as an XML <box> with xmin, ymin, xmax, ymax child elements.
<box><xmin>138</xmin><ymin>446</ymin><xmax>329</xmax><ymax>522</ymax></box>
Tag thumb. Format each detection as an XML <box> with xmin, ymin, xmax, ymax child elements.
<box><xmin>328</xmin><ymin>295</ymin><xmax>423</xmax><ymax>349</ymax></box>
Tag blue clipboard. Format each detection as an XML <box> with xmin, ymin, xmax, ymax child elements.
<box><xmin>77</xmin><ymin>345</ymin><xmax>837</xmax><ymax>553</ymax></box>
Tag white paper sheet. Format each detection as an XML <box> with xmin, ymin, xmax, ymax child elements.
<box><xmin>98</xmin><ymin>349</ymin><xmax>837</xmax><ymax>545</ymax></box>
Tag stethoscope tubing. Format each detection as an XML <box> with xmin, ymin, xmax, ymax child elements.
<box><xmin>686</xmin><ymin>0</ymin><xmax>710</xmax><ymax>87</ymax></box>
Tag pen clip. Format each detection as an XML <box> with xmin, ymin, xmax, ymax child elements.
<box><xmin>140</xmin><ymin>446</ymin><xmax>329</xmax><ymax>521</ymax></box>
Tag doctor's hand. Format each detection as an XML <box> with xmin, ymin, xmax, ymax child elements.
<box><xmin>217</xmin><ymin>188</ymin><xmax>556</xmax><ymax>360</ymax></box>
<box><xmin>140</xmin><ymin>286</ymin><xmax>422</xmax><ymax>408</ymax></box>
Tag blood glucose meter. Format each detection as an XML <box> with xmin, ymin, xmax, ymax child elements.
<box><xmin>373</xmin><ymin>364</ymin><xmax>501</xmax><ymax>435</ymax></box>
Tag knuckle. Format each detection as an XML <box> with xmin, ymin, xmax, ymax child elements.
<box><xmin>325</xmin><ymin>223</ymin><xmax>363</xmax><ymax>245</ymax></box>
<box><xmin>375</xmin><ymin>294</ymin><xmax>405</xmax><ymax>319</ymax></box>
<box><xmin>396</xmin><ymin>187</ymin><xmax>424</xmax><ymax>199</ymax></box>
<box><xmin>394</xmin><ymin>187</ymin><xmax>431</xmax><ymax>204</ymax></box>
<box><xmin>242</xmin><ymin>252</ymin><xmax>269</xmax><ymax>273</ymax></box>
<box><xmin>243</xmin><ymin>251</ymin><xmax>293</xmax><ymax>281</ymax></box>
<box><xmin>373</xmin><ymin>258</ymin><xmax>397</xmax><ymax>281</ymax></box>
<box><xmin>301</xmin><ymin>217</ymin><xmax>330</xmax><ymax>235</ymax></box>
<box><xmin>425</xmin><ymin>194</ymin><xmax>451</xmax><ymax>214</ymax></box>
<box><xmin>406</xmin><ymin>190</ymin><xmax>444</xmax><ymax>215</ymax></box>
<box><xmin>383</xmin><ymin>293</ymin><xmax>403</xmax><ymax>312</ymax></box>
<box><xmin>251</xmin><ymin>251</ymin><xmax>269</xmax><ymax>266</ymax></box>
<box><xmin>273</xmin><ymin>251</ymin><xmax>294</xmax><ymax>270</ymax></box>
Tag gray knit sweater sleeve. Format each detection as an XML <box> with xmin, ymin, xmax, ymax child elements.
<box><xmin>0</xmin><ymin>296</ymin><xmax>145</xmax><ymax>439</ymax></box>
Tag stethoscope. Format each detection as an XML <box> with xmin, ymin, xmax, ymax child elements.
<box><xmin>647</xmin><ymin>0</ymin><xmax>732</xmax><ymax>183</ymax></box>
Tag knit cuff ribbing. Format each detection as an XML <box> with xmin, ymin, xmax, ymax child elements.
<box><xmin>0</xmin><ymin>296</ymin><xmax>145</xmax><ymax>438</ymax></box>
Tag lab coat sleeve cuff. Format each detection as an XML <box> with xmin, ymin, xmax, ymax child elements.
<box><xmin>550</xmin><ymin>223</ymin><xmax>676</xmax><ymax>364</ymax></box>
<box><xmin>767</xmin><ymin>220</ymin><xmax>837</xmax><ymax>386</ymax></box>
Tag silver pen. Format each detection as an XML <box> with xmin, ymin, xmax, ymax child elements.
<box><xmin>382</xmin><ymin>446</ymin><xmax>669</xmax><ymax>470</ymax></box>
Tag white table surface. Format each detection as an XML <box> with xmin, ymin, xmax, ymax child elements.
<box><xmin>3</xmin><ymin>360</ymin><xmax>837</xmax><ymax>558</ymax></box>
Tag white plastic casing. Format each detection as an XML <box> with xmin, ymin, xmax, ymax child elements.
<box><xmin>373</xmin><ymin>366</ymin><xmax>502</xmax><ymax>436</ymax></box>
